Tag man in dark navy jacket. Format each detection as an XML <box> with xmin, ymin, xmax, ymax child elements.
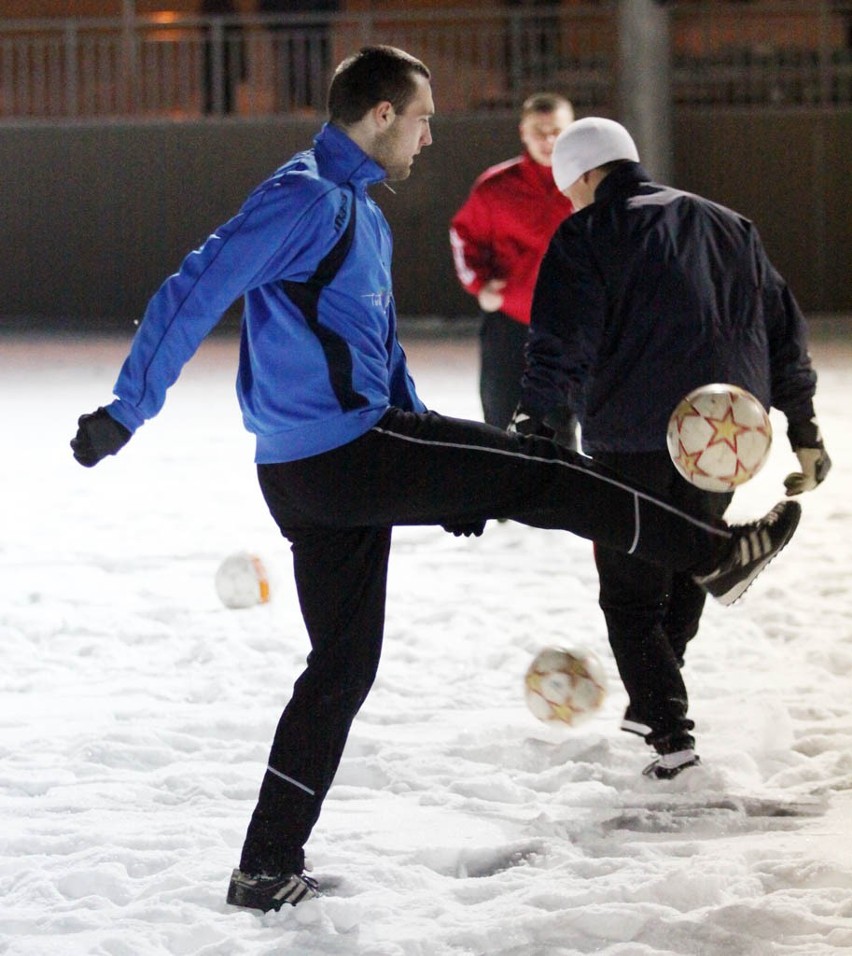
<box><xmin>515</xmin><ymin>117</ymin><xmax>831</xmax><ymax>780</ymax></box>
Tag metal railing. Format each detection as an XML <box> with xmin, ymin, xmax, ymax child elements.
<box><xmin>0</xmin><ymin>2</ymin><xmax>850</xmax><ymax>121</ymax></box>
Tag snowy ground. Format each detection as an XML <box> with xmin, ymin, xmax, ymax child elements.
<box><xmin>1</xmin><ymin>322</ymin><xmax>851</xmax><ymax>956</ymax></box>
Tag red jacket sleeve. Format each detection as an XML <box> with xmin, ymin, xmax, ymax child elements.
<box><xmin>449</xmin><ymin>186</ymin><xmax>494</xmax><ymax>297</ymax></box>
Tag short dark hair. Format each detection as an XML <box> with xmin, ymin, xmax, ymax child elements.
<box><xmin>328</xmin><ymin>46</ymin><xmax>431</xmax><ymax>126</ymax></box>
<box><xmin>520</xmin><ymin>92</ymin><xmax>573</xmax><ymax>119</ymax></box>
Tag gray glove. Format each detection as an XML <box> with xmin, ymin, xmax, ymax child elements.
<box><xmin>784</xmin><ymin>418</ymin><xmax>831</xmax><ymax>496</ymax></box>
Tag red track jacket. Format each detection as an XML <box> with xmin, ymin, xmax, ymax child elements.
<box><xmin>450</xmin><ymin>152</ymin><xmax>574</xmax><ymax>325</ymax></box>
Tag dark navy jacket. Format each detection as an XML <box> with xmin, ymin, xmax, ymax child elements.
<box><xmin>522</xmin><ymin>162</ymin><xmax>817</xmax><ymax>454</ymax></box>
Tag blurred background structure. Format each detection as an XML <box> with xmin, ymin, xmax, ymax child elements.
<box><xmin>1</xmin><ymin>0</ymin><xmax>850</xmax><ymax>326</ymax></box>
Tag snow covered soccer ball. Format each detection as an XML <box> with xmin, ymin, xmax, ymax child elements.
<box><xmin>666</xmin><ymin>383</ymin><xmax>772</xmax><ymax>493</ymax></box>
<box><xmin>524</xmin><ymin>646</ymin><xmax>608</xmax><ymax>726</ymax></box>
<box><xmin>214</xmin><ymin>552</ymin><xmax>271</xmax><ymax>609</ymax></box>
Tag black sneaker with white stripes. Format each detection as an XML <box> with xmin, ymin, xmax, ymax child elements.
<box><xmin>226</xmin><ymin>868</ymin><xmax>319</xmax><ymax>912</ymax></box>
<box><xmin>643</xmin><ymin>750</ymin><xmax>701</xmax><ymax>780</ymax></box>
<box><xmin>694</xmin><ymin>500</ymin><xmax>801</xmax><ymax>606</ymax></box>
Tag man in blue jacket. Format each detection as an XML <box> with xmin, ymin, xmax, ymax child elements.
<box><xmin>71</xmin><ymin>51</ymin><xmax>802</xmax><ymax>912</ymax></box>
<box><xmin>516</xmin><ymin>117</ymin><xmax>830</xmax><ymax>781</ymax></box>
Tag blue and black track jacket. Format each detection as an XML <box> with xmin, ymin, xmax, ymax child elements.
<box><xmin>106</xmin><ymin>123</ymin><xmax>426</xmax><ymax>463</ymax></box>
<box><xmin>522</xmin><ymin>162</ymin><xmax>817</xmax><ymax>454</ymax></box>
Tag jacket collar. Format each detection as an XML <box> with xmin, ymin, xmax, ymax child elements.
<box><xmin>314</xmin><ymin>122</ymin><xmax>387</xmax><ymax>191</ymax></box>
<box><xmin>521</xmin><ymin>151</ymin><xmax>562</xmax><ymax>192</ymax></box>
<box><xmin>594</xmin><ymin>161</ymin><xmax>652</xmax><ymax>203</ymax></box>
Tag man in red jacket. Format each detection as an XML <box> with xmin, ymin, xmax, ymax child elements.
<box><xmin>450</xmin><ymin>92</ymin><xmax>576</xmax><ymax>438</ymax></box>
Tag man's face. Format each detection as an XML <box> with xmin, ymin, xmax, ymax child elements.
<box><xmin>520</xmin><ymin>106</ymin><xmax>573</xmax><ymax>167</ymax></box>
<box><xmin>372</xmin><ymin>74</ymin><xmax>435</xmax><ymax>182</ymax></box>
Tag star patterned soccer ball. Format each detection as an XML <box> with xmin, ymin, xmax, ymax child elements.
<box><xmin>666</xmin><ymin>384</ymin><xmax>772</xmax><ymax>493</ymax></box>
<box><xmin>524</xmin><ymin>646</ymin><xmax>608</xmax><ymax>726</ymax></box>
<box><xmin>214</xmin><ymin>552</ymin><xmax>271</xmax><ymax>609</ymax></box>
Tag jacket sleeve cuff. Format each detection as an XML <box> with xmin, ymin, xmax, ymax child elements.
<box><xmin>787</xmin><ymin>416</ymin><xmax>823</xmax><ymax>451</ymax></box>
<box><xmin>105</xmin><ymin>398</ymin><xmax>145</xmax><ymax>434</ymax></box>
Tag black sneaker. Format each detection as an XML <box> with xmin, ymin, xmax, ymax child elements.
<box><xmin>694</xmin><ymin>500</ymin><xmax>801</xmax><ymax>606</ymax></box>
<box><xmin>226</xmin><ymin>868</ymin><xmax>319</xmax><ymax>912</ymax></box>
<box><xmin>643</xmin><ymin>751</ymin><xmax>701</xmax><ymax>780</ymax></box>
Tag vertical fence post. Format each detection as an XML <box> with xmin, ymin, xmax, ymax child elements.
<box><xmin>208</xmin><ymin>18</ymin><xmax>225</xmax><ymax>116</ymax></box>
<box><xmin>357</xmin><ymin>10</ymin><xmax>373</xmax><ymax>48</ymax></box>
<box><xmin>64</xmin><ymin>19</ymin><xmax>78</xmax><ymax>118</ymax></box>
<box><xmin>617</xmin><ymin>0</ymin><xmax>673</xmax><ymax>183</ymax></box>
<box><xmin>818</xmin><ymin>0</ymin><xmax>831</xmax><ymax>106</ymax></box>
<box><xmin>506</xmin><ymin>8</ymin><xmax>523</xmax><ymax>105</ymax></box>
<box><xmin>120</xmin><ymin>0</ymin><xmax>137</xmax><ymax>114</ymax></box>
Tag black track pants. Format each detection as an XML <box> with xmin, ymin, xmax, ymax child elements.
<box><xmin>239</xmin><ymin>408</ymin><xmax>732</xmax><ymax>873</ymax></box>
<box><xmin>479</xmin><ymin>310</ymin><xmax>530</xmax><ymax>430</ymax></box>
<box><xmin>479</xmin><ymin>310</ymin><xmax>578</xmax><ymax>447</ymax></box>
<box><xmin>593</xmin><ymin>450</ymin><xmax>733</xmax><ymax>754</ymax></box>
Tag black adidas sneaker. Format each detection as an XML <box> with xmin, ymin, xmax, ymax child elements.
<box><xmin>694</xmin><ymin>500</ymin><xmax>801</xmax><ymax>606</ymax></box>
<box><xmin>226</xmin><ymin>868</ymin><xmax>319</xmax><ymax>913</ymax></box>
<box><xmin>643</xmin><ymin>751</ymin><xmax>701</xmax><ymax>780</ymax></box>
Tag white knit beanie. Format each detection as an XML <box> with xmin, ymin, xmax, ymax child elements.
<box><xmin>551</xmin><ymin>117</ymin><xmax>640</xmax><ymax>193</ymax></box>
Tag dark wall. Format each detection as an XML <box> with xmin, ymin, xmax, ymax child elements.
<box><xmin>1</xmin><ymin>110</ymin><xmax>849</xmax><ymax>330</ymax></box>
<box><xmin>673</xmin><ymin>110</ymin><xmax>851</xmax><ymax>316</ymax></box>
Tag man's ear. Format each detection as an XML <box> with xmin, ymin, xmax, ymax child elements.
<box><xmin>372</xmin><ymin>100</ymin><xmax>395</xmax><ymax>130</ymax></box>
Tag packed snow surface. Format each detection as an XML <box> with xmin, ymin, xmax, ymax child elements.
<box><xmin>2</xmin><ymin>325</ymin><xmax>851</xmax><ymax>955</ymax></box>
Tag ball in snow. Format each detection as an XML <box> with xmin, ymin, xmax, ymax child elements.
<box><xmin>214</xmin><ymin>551</ymin><xmax>271</xmax><ymax>609</ymax></box>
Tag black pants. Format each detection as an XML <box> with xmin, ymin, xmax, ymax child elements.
<box><xmin>593</xmin><ymin>450</ymin><xmax>732</xmax><ymax>755</ymax></box>
<box><xmin>479</xmin><ymin>311</ymin><xmax>578</xmax><ymax>448</ymax></box>
<box><xmin>239</xmin><ymin>409</ymin><xmax>732</xmax><ymax>874</ymax></box>
<box><xmin>479</xmin><ymin>310</ymin><xmax>530</xmax><ymax>430</ymax></box>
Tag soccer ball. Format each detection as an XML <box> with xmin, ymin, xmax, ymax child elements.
<box><xmin>666</xmin><ymin>384</ymin><xmax>772</xmax><ymax>493</ymax></box>
<box><xmin>524</xmin><ymin>646</ymin><xmax>607</xmax><ymax>726</ymax></box>
<box><xmin>214</xmin><ymin>551</ymin><xmax>271</xmax><ymax>609</ymax></box>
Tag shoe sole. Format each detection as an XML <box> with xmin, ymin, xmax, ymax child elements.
<box><xmin>709</xmin><ymin>502</ymin><xmax>801</xmax><ymax>606</ymax></box>
<box><xmin>644</xmin><ymin>756</ymin><xmax>701</xmax><ymax>779</ymax></box>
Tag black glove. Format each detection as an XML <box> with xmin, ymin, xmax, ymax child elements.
<box><xmin>508</xmin><ymin>404</ymin><xmax>577</xmax><ymax>449</ymax></box>
<box><xmin>442</xmin><ymin>520</ymin><xmax>486</xmax><ymax>538</ymax></box>
<box><xmin>784</xmin><ymin>418</ymin><xmax>831</xmax><ymax>496</ymax></box>
<box><xmin>71</xmin><ymin>407</ymin><xmax>132</xmax><ymax>467</ymax></box>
